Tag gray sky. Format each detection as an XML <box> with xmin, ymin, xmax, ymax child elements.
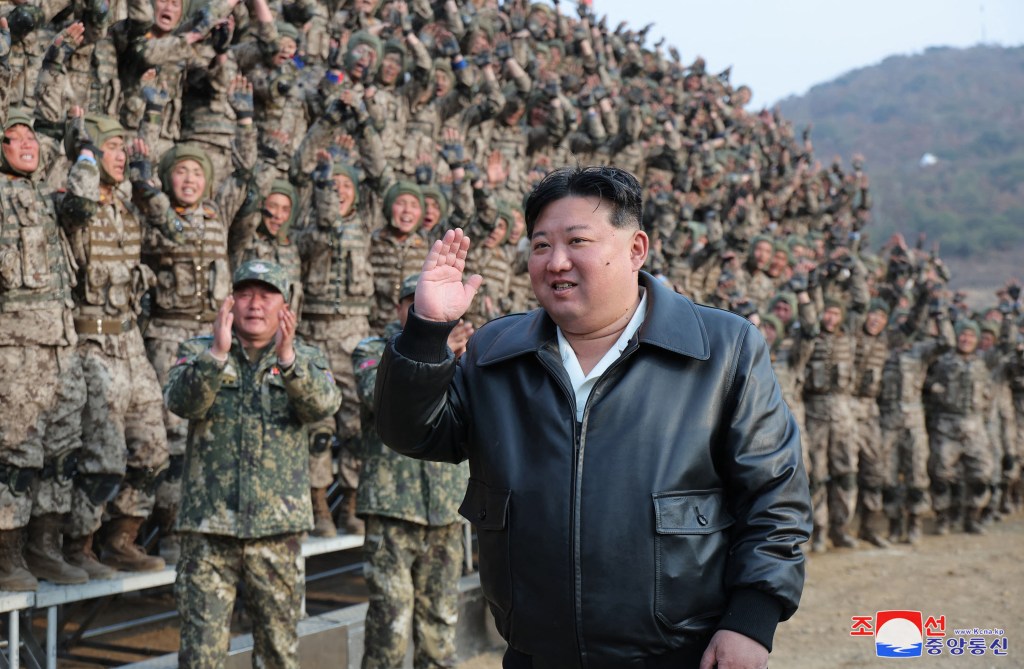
<box><xmin>586</xmin><ymin>0</ymin><xmax>1024</xmax><ymax>106</ymax></box>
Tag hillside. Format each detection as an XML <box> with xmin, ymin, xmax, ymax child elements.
<box><xmin>778</xmin><ymin>45</ymin><xmax>1024</xmax><ymax>288</ymax></box>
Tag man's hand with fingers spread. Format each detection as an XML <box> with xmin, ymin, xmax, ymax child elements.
<box><xmin>210</xmin><ymin>295</ymin><xmax>235</xmax><ymax>361</ymax></box>
<box><xmin>416</xmin><ymin>229</ymin><xmax>483</xmax><ymax>323</ymax></box>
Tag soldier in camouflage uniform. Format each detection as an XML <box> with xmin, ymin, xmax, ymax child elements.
<box><xmin>464</xmin><ymin>201</ymin><xmax>512</xmax><ymax>326</ymax></box>
<box><xmin>848</xmin><ymin>299</ymin><xmax>892</xmax><ymax>547</ymax></box>
<box><xmin>800</xmin><ymin>294</ymin><xmax>855</xmax><ymax>552</ymax></box>
<box><xmin>880</xmin><ymin>305</ymin><xmax>955</xmax><ymax>544</ymax></box>
<box><xmin>58</xmin><ymin>114</ymin><xmax>167</xmax><ymax>577</ymax></box>
<box><xmin>294</xmin><ymin>157</ymin><xmax>375</xmax><ymax>537</ymax></box>
<box><xmin>353</xmin><ymin>274</ymin><xmax>470</xmax><ymax>669</ymax></box>
<box><xmin>165</xmin><ymin>260</ymin><xmax>341</xmax><ymax>669</ymax></box>
<box><xmin>142</xmin><ymin>142</ymin><xmax>247</xmax><ymax>562</ymax></box>
<box><xmin>0</xmin><ymin>110</ymin><xmax>88</xmax><ymax>589</ymax></box>
<box><xmin>228</xmin><ymin>177</ymin><xmax>303</xmax><ymax>312</ymax></box>
<box><xmin>926</xmin><ymin>320</ymin><xmax>996</xmax><ymax>534</ymax></box>
<box><xmin>369</xmin><ymin>180</ymin><xmax>429</xmax><ymax>334</ymax></box>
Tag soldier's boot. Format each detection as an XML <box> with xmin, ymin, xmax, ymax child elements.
<box><xmin>339</xmin><ymin>488</ymin><xmax>364</xmax><ymax>536</ymax></box>
<box><xmin>25</xmin><ymin>514</ymin><xmax>89</xmax><ymax>584</ymax></box>
<box><xmin>998</xmin><ymin>483</ymin><xmax>1014</xmax><ymax>515</ymax></box>
<box><xmin>906</xmin><ymin>515</ymin><xmax>923</xmax><ymax>545</ymax></box>
<box><xmin>102</xmin><ymin>517</ymin><xmax>166</xmax><ymax>572</ymax></box>
<box><xmin>933</xmin><ymin>510</ymin><xmax>951</xmax><ymax>536</ymax></box>
<box><xmin>152</xmin><ymin>506</ymin><xmax>180</xmax><ymax>565</ymax></box>
<box><xmin>858</xmin><ymin>511</ymin><xmax>890</xmax><ymax>548</ymax></box>
<box><xmin>887</xmin><ymin>516</ymin><xmax>903</xmax><ymax>544</ymax></box>
<box><xmin>829</xmin><ymin>525</ymin><xmax>859</xmax><ymax>550</ymax></box>
<box><xmin>963</xmin><ymin>507</ymin><xmax>985</xmax><ymax>535</ymax></box>
<box><xmin>810</xmin><ymin>525</ymin><xmax>827</xmax><ymax>554</ymax></box>
<box><xmin>311</xmin><ymin>487</ymin><xmax>337</xmax><ymax>538</ymax></box>
<box><xmin>64</xmin><ymin>533</ymin><xmax>117</xmax><ymax>580</ymax></box>
<box><xmin>0</xmin><ymin>528</ymin><xmax>38</xmax><ymax>591</ymax></box>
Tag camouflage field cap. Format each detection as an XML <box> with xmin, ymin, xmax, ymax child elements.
<box><xmin>233</xmin><ymin>260</ymin><xmax>290</xmax><ymax>296</ymax></box>
<box><xmin>399</xmin><ymin>273</ymin><xmax>420</xmax><ymax>302</ymax></box>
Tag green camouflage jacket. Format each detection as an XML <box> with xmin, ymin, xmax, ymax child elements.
<box><xmin>165</xmin><ymin>334</ymin><xmax>341</xmax><ymax>537</ymax></box>
<box><xmin>353</xmin><ymin>322</ymin><xmax>467</xmax><ymax>526</ymax></box>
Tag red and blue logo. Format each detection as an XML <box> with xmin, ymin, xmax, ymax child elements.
<box><xmin>874</xmin><ymin>610</ymin><xmax>924</xmax><ymax>658</ymax></box>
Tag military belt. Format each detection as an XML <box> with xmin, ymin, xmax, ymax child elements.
<box><xmin>151</xmin><ymin>311</ymin><xmax>217</xmax><ymax>323</ymax></box>
<box><xmin>74</xmin><ymin>316</ymin><xmax>135</xmax><ymax>335</ymax></box>
<box><xmin>40</xmin><ymin>451</ymin><xmax>79</xmax><ymax>483</ymax></box>
<box><xmin>0</xmin><ymin>463</ymin><xmax>39</xmax><ymax>495</ymax></box>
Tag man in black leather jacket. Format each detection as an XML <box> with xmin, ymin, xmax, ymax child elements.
<box><xmin>374</xmin><ymin>166</ymin><xmax>812</xmax><ymax>669</ymax></box>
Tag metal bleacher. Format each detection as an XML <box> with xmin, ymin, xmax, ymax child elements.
<box><xmin>0</xmin><ymin>534</ymin><xmax>364</xmax><ymax>669</ymax></box>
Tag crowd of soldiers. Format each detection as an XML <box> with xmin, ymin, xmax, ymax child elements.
<box><xmin>1</xmin><ymin>0</ymin><xmax>1023</xmax><ymax>600</ymax></box>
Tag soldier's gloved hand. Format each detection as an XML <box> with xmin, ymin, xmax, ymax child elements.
<box><xmin>313</xmin><ymin>150</ymin><xmax>333</xmax><ymax>186</ymax></box>
<box><xmin>473</xmin><ymin>50</ymin><xmax>492</xmax><ymax>67</ymax></box>
<box><xmin>229</xmin><ymin>75</ymin><xmax>255</xmax><ymax>120</ymax></box>
<box><xmin>400</xmin><ymin>12</ymin><xmax>415</xmax><ymax>35</ymax></box>
<box><xmin>787</xmin><ymin>273</ymin><xmax>809</xmax><ymax>294</ymax></box>
<box><xmin>127</xmin><ymin>139</ymin><xmax>153</xmax><ymax>184</ymax></box>
<box><xmin>1008</xmin><ymin>283</ymin><xmax>1022</xmax><ymax>302</ymax></box>
<box><xmin>494</xmin><ymin>38</ymin><xmax>513</xmax><ymax>61</ymax></box>
<box><xmin>210</xmin><ymin>19</ymin><xmax>232</xmax><ymax>54</ymax></box>
<box><xmin>437</xmin><ymin>33</ymin><xmax>460</xmax><ymax>58</ymax></box>
<box><xmin>1004</xmin><ymin>454</ymin><xmax>1017</xmax><ymax>472</ymax></box>
<box><xmin>414</xmin><ymin>162</ymin><xmax>433</xmax><ymax>185</ymax></box>
<box><xmin>142</xmin><ymin>83</ymin><xmax>170</xmax><ymax>114</ymax></box>
<box><xmin>66</xmin><ymin>110</ymin><xmax>103</xmax><ymax>159</ymax></box>
<box><xmin>441</xmin><ymin>139</ymin><xmax>465</xmax><ymax>168</ymax></box>
<box><xmin>806</xmin><ymin>266</ymin><xmax>820</xmax><ymax>291</ymax></box>
<box><xmin>733</xmin><ymin>299</ymin><xmax>758</xmax><ymax>319</ymax></box>
<box><xmin>543</xmin><ymin>79</ymin><xmax>561</xmax><ymax>99</ymax></box>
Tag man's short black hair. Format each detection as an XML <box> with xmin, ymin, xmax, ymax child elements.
<box><xmin>524</xmin><ymin>165</ymin><xmax>643</xmax><ymax>237</ymax></box>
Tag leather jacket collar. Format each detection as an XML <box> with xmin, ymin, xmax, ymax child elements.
<box><xmin>476</xmin><ymin>271</ymin><xmax>711</xmax><ymax>366</ymax></box>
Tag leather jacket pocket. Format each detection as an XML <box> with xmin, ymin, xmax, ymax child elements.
<box><xmin>653</xmin><ymin>489</ymin><xmax>735</xmax><ymax>630</ymax></box>
<box><xmin>459</xmin><ymin>479</ymin><xmax>513</xmax><ymax>624</ymax></box>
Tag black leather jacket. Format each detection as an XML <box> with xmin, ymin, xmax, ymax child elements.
<box><xmin>375</xmin><ymin>273</ymin><xmax>811</xmax><ymax>668</ymax></box>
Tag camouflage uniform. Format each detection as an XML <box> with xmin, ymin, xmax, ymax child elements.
<box><xmin>353</xmin><ymin>324</ymin><xmax>467</xmax><ymax>669</ymax></box>
<box><xmin>293</xmin><ymin>170</ymin><xmax>376</xmax><ymax>532</ymax></box>
<box><xmin>926</xmin><ymin>333</ymin><xmax>996</xmax><ymax>531</ymax></box>
<box><xmin>0</xmin><ymin>112</ymin><xmax>87</xmax><ymax>588</ymax></box>
<box><xmin>369</xmin><ymin>192</ymin><xmax>429</xmax><ymax>335</ymax></box>
<box><xmin>57</xmin><ymin>126</ymin><xmax>168</xmax><ymax>554</ymax></box>
<box><xmin>165</xmin><ymin>299</ymin><xmax>341</xmax><ymax>669</ymax></box>
<box><xmin>879</xmin><ymin>316</ymin><xmax>955</xmax><ymax>540</ymax></box>
<box><xmin>142</xmin><ymin>144</ymin><xmax>242</xmax><ymax>549</ymax></box>
<box><xmin>848</xmin><ymin>316</ymin><xmax>890</xmax><ymax>544</ymax></box>
<box><xmin>801</xmin><ymin>301</ymin><xmax>855</xmax><ymax>549</ymax></box>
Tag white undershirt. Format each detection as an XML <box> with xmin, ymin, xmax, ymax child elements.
<box><xmin>556</xmin><ymin>289</ymin><xmax>648</xmax><ymax>422</ymax></box>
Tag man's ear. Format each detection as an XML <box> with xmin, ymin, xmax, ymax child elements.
<box><xmin>631</xmin><ymin>229</ymin><xmax>649</xmax><ymax>270</ymax></box>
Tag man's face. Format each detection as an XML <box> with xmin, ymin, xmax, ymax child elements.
<box><xmin>528</xmin><ymin>196</ymin><xmax>648</xmax><ymax>337</ymax></box>
<box><xmin>980</xmin><ymin>331</ymin><xmax>996</xmax><ymax>351</ymax></box>
<box><xmin>435</xmin><ymin>70</ymin><xmax>451</xmax><ymax>98</ymax></box>
<box><xmin>752</xmin><ymin>240</ymin><xmax>773</xmax><ymax>271</ymax></box>
<box><xmin>821</xmin><ymin>306</ymin><xmax>843</xmax><ymax>333</ymax></box>
<box><xmin>263</xmin><ymin>192</ymin><xmax>292</xmax><ymax>236</ymax></box>
<box><xmin>99</xmin><ymin>136</ymin><xmax>126</xmax><ymax>183</ymax></box>
<box><xmin>334</xmin><ymin>174</ymin><xmax>356</xmax><ymax>216</ymax></box>
<box><xmin>275</xmin><ymin>37</ymin><xmax>298</xmax><ymax>66</ymax></box>
<box><xmin>958</xmin><ymin>329</ymin><xmax>978</xmax><ymax>355</ymax></box>
<box><xmin>507</xmin><ymin>211</ymin><xmax>526</xmax><ymax>245</ymax></box>
<box><xmin>423</xmin><ymin>196</ymin><xmax>441</xmax><ymax>231</ymax></box>
<box><xmin>348</xmin><ymin>43</ymin><xmax>377</xmax><ymax>81</ymax></box>
<box><xmin>380</xmin><ymin>53</ymin><xmax>402</xmax><ymax>85</ymax></box>
<box><xmin>483</xmin><ymin>219</ymin><xmax>507</xmax><ymax>249</ymax></box>
<box><xmin>768</xmin><ymin>250</ymin><xmax>789</xmax><ymax>278</ymax></box>
<box><xmin>2</xmin><ymin>124</ymin><xmax>40</xmax><ymax>174</ymax></box>
<box><xmin>772</xmin><ymin>300</ymin><xmax>792</xmax><ymax>324</ymax></box>
<box><xmin>152</xmin><ymin>0</ymin><xmax>182</xmax><ymax>33</ymax></box>
<box><xmin>390</xmin><ymin>193</ymin><xmax>422</xmax><ymax>235</ymax></box>
<box><xmin>170</xmin><ymin>159</ymin><xmax>206</xmax><ymax>207</ymax></box>
<box><xmin>761</xmin><ymin>322</ymin><xmax>778</xmax><ymax>347</ymax></box>
<box><xmin>232</xmin><ymin>282</ymin><xmax>285</xmax><ymax>347</ymax></box>
<box><xmin>864</xmin><ymin>309</ymin><xmax>888</xmax><ymax>337</ymax></box>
